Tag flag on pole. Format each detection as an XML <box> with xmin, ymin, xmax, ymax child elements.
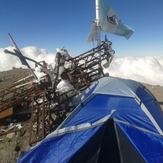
<box><xmin>87</xmin><ymin>21</ymin><xmax>100</xmax><ymax>43</ymax></box>
<box><xmin>99</xmin><ymin>0</ymin><xmax>134</xmax><ymax>39</ymax></box>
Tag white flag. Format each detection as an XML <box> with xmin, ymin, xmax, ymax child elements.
<box><xmin>87</xmin><ymin>21</ymin><xmax>100</xmax><ymax>43</ymax></box>
<box><xmin>99</xmin><ymin>0</ymin><xmax>134</xmax><ymax>39</ymax></box>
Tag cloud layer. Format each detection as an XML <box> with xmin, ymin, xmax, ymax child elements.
<box><xmin>0</xmin><ymin>46</ymin><xmax>55</xmax><ymax>70</ymax></box>
<box><xmin>105</xmin><ymin>56</ymin><xmax>163</xmax><ymax>86</ymax></box>
<box><xmin>0</xmin><ymin>46</ymin><xmax>163</xmax><ymax>86</ymax></box>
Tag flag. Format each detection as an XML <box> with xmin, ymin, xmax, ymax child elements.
<box><xmin>87</xmin><ymin>21</ymin><xmax>100</xmax><ymax>43</ymax></box>
<box><xmin>99</xmin><ymin>0</ymin><xmax>134</xmax><ymax>39</ymax></box>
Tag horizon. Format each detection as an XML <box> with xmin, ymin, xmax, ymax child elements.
<box><xmin>0</xmin><ymin>0</ymin><xmax>163</xmax><ymax>56</ymax></box>
<box><xmin>0</xmin><ymin>45</ymin><xmax>163</xmax><ymax>86</ymax></box>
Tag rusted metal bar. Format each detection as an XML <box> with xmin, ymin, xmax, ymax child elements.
<box><xmin>0</xmin><ymin>40</ymin><xmax>114</xmax><ymax>145</ymax></box>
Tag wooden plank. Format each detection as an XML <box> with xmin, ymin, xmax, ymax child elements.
<box><xmin>0</xmin><ymin>107</ymin><xmax>13</xmax><ymax>119</ymax></box>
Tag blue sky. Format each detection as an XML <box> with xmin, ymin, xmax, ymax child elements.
<box><xmin>0</xmin><ymin>0</ymin><xmax>163</xmax><ymax>56</ymax></box>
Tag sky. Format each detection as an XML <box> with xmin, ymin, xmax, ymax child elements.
<box><xmin>0</xmin><ymin>0</ymin><xmax>163</xmax><ymax>56</ymax></box>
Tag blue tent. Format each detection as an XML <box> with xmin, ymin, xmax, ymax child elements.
<box><xmin>19</xmin><ymin>77</ymin><xmax>163</xmax><ymax>163</ymax></box>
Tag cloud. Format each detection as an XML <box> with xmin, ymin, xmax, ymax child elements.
<box><xmin>0</xmin><ymin>47</ymin><xmax>21</xmax><ymax>70</ymax></box>
<box><xmin>104</xmin><ymin>56</ymin><xmax>163</xmax><ymax>86</ymax></box>
<box><xmin>0</xmin><ymin>46</ymin><xmax>55</xmax><ymax>70</ymax></box>
<box><xmin>21</xmin><ymin>46</ymin><xmax>55</xmax><ymax>67</ymax></box>
<box><xmin>0</xmin><ymin>46</ymin><xmax>163</xmax><ymax>86</ymax></box>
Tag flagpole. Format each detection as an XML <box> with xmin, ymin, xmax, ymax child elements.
<box><xmin>95</xmin><ymin>0</ymin><xmax>101</xmax><ymax>45</ymax></box>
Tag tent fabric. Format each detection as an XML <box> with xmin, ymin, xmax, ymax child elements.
<box><xmin>19</xmin><ymin>126</ymin><xmax>104</xmax><ymax>163</ymax></box>
<box><xmin>61</xmin><ymin>77</ymin><xmax>163</xmax><ymax>134</ymax></box>
<box><xmin>62</xmin><ymin>94</ymin><xmax>159</xmax><ymax>133</ymax></box>
<box><xmin>115</xmin><ymin>122</ymin><xmax>163</xmax><ymax>163</ymax></box>
<box><xmin>19</xmin><ymin>77</ymin><xmax>163</xmax><ymax>163</ymax></box>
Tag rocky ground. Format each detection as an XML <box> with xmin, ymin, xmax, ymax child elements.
<box><xmin>0</xmin><ymin>69</ymin><xmax>162</xmax><ymax>163</ymax></box>
<box><xmin>143</xmin><ymin>83</ymin><xmax>163</xmax><ymax>110</ymax></box>
<box><xmin>0</xmin><ymin>68</ymin><xmax>31</xmax><ymax>91</ymax></box>
<box><xmin>0</xmin><ymin>69</ymin><xmax>32</xmax><ymax>163</ymax></box>
<box><xmin>0</xmin><ymin>123</ymin><xmax>30</xmax><ymax>163</ymax></box>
